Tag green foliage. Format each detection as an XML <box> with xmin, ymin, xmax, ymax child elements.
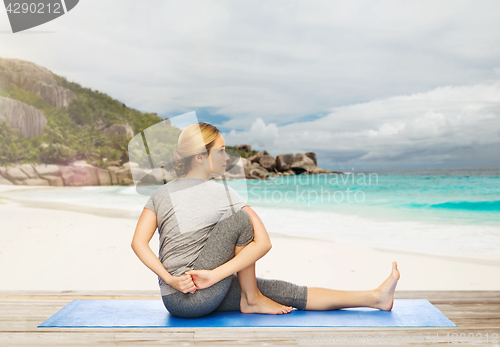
<box><xmin>7</xmin><ymin>84</ymin><xmax>52</xmax><ymax>110</ymax></box>
<box><xmin>53</xmin><ymin>74</ymin><xmax>162</xmax><ymax>133</ymax></box>
<box><xmin>0</xmin><ymin>121</ymin><xmax>41</xmax><ymax>165</ymax></box>
<box><xmin>0</xmin><ymin>72</ymin><xmax>164</xmax><ymax>167</ymax></box>
<box><xmin>227</xmin><ymin>145</ymin><xmax>257</xmax><ymax>158</ymax></box>
<box><xmin>67</xmin><ymin>97</ymin><xmax>96</xmax><ymax>125</ymax></box>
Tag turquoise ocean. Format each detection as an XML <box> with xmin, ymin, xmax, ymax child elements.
<box><xmin>3</xmin><ymin>166</ymin><xmax>500</xmax><ymax>262</ymax></box>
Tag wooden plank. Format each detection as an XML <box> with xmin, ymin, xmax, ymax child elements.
<box><xmin>0</xmin><ymin>291</ymin><xmax>498</xmax><ymax>347</ymax></box>
<box><xmin>2</xmin><ymin>329</ymin><xmax>495</xmax><ymax>346</ymax></box>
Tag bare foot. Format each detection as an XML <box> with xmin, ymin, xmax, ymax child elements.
<box><xmin>373</xmin><ymin>261</ymin><xmax>400</xmax><ymax>311</ymax></box>
<box><xmin>240</xmin><ymin>291</ymin><xmax>293</xmax><ymax>315</ymax></box>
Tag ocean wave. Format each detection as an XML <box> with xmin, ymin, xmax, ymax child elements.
<box><xmin>404</xmin><ymin>200</ymin><xmax>500</xmax><ymax>212</ymax></box>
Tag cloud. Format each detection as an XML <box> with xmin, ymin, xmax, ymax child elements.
<box><xmin>3</xmin><ymin>1</ymin><xmax>500</xmax><ymax>125</ymax></box>
<box><xmin>2</xmin><ymin>0</ymin><xmax>500</xmax><ymax>168</ymax></box>
<box><xmin>225</xmin><ymin>118</ymin><xmax>279</xmax><ymax>150</ymax></box>
<box><xmin>223</xmin><ymin>80</ymin><xmax>500</xmax><ymax>169</ymax></box>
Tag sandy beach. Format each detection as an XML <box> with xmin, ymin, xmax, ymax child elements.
<box><xmin>0</xmin><ymin>185</ymin><xmax>499</xmax><ymax>294</ymax></box>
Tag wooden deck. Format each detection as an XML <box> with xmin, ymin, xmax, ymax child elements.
<box><xmin>0</xmin><ymin>291</ymin><xmax>498</xmax><ymax>346</ymax></box>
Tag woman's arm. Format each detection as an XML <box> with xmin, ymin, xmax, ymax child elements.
<box><xmin>131</xmin><ymin>208</ymin><xmax>197</xmax><ymax>294</ymax></box>
<box><xmin>187</xmin><ymin>206</ymin><xmax>272</xmax><ymax>289</ymax></box>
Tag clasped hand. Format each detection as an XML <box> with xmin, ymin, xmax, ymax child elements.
<box><xmin>169</xmin><ymin>270</ymin><xmax>216</xmax><ymax>294</ymax></box>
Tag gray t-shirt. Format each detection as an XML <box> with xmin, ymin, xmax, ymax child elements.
<box><xmin>144</xmin><ymin>177</ymin><xmax>251</xmax><ymax>296</ymax></box>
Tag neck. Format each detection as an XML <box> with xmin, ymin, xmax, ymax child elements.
<box><xmin>182</xmin><ymin>171</ymin><xmax>210</xmax><ymax>180</ymax></box>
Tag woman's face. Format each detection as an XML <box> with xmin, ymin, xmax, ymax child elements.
<box><xmin>208</xmin><ymin>134</ymin><xmax>230</xmax><ymax>176</ymax></box>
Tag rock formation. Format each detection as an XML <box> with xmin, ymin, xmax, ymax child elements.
<box><xmin>103</xmin><ymin>123</ymin><xmax>134</xmax><ymax>140</ymax></box>
<box><xmin>235</xmin><ymin>144</ymin><xmax>252</xmax><ymax>155</ymax></box>
<box><xmin>0</xmin><ymin>58</ymin><xmax>76</xmax><ymax>108</ymax></box>
<box><xmin>291</xmin><ymin>153</ymin><xmax>317</xmax><ymax>174</ymax></box>
<box><xmin>0</xmin><ymin>146</ymin><xmax>342</xmax><ymax>186</ymax></box>
<box><xmin>304</xmin><ymin>151</ymin><xmax>317</xmax><ymax>166</ymax></box>
<box><xmin>0</xmin><ymin>96</ymin><xmax>48</xmax><ymax>138</ymax></box>
<box><xmin>275</xmin><ymin>153</ymin><xmax>294</xmax><ymax>171</ymax></box>
<box><xmin>239</xmin><ymin>149</ymin><xmax>342</xmax><ymax>179</ymax></box>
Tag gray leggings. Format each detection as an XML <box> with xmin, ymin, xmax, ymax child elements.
<box><xmin>162</xmin><ymin>208</ymin><xmax>308</xmax><ymax>318</ymax></box>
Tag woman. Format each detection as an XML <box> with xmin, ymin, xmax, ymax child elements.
<box><xmin>131</xmin><ymin>122</ymin><xmax>400</xmax><ymax>318</ymax></box>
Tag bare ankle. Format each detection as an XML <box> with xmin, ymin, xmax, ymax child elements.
<box><xmin>241</xmin><ymin>290</ymin><xmax>261</xmax><ymax>304</ymax></box>
<box><xmin>372</xmin><ymin>289</ymin><xmax>382</xmax><ymax>305</ymax></box>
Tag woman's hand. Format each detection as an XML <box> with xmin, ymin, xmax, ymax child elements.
<box><xmin>185</xmin><ymin>270</ymin><xmax>217</xmax><ymax>290</ymax></box>
<box><xmin>168</xmin><ymin>273</ymin><xmax>197</xmax><ymax>294</ymax></box>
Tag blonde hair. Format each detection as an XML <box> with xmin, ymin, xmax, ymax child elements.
<box><xmin>171</xmin><ymin>122</ymin><xmax>220</xmax><ymax>177</ymax></box>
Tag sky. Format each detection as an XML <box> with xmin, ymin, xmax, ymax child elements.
<box><xmin>1</xmin><ymin>0</ymin><xmax>500</xmax><ymax>170</ymax></box>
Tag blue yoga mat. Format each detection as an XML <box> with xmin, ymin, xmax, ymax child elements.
<box><xmin>38</xmin><ymin>299</ymin><xmax>456</xmax><ymax>328</ymax></box>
